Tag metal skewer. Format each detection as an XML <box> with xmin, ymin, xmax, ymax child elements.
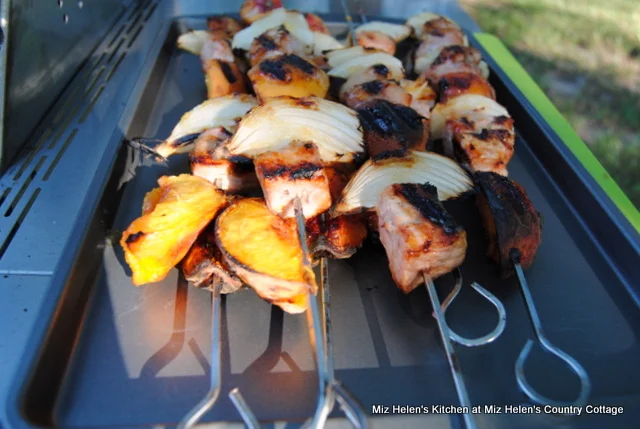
<box><xmin>437</xmin><ymin>269</ymin><xmax>507</xmax><ymax>347</ymax></box>
<box><xmin>424</xmin><ymin>274</ymin><xmax>477</xmax><ymax>429</ymax></box>
<box><xmin>177</xmin><ymin>280</ymin><xmax>223</xmax><ymax>429</ymax></box>
<box><xmin>230</xmin><ymin>198</ymin><xmax>367</xmax><ymax>429</ymax></box>
<box><xmin>510</xmin><ymin>250</ymin><xmax>591</xmax><ymax>408</ymax></box>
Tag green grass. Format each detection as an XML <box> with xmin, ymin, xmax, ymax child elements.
<box><xmin>460</xmin><ymin>0</ymin><xmax>640</xmax><ymax>208</ymax></box>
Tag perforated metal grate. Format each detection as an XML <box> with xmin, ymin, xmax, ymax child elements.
<box><xmin>0</xmin><ymin>0</ymin><xmax>159</xmax><ymax>261</ymax></box>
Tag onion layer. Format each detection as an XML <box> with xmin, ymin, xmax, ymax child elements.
<box><xmin>177</xmin><ymin>30</ymin><xmax>209</xmax><ymax>55</ymax></box>
<box><xmin>333</xmin><ymin>151</ymin><xmax>472</xmax><ymax>215</ymax></box>
<box><xmin>328</xmin><ymin>52</ymin><xmax>404</xmax><ymax>80</ymax></box>
<box><xmin>228</xmin><ymin>96</ymin><xmax>364</xmax><ymax>163</ymax></box>
<box><xmin>355</xmin><ymin>21</ymin><xmax>412</xmax><ymax>42</ymax></box>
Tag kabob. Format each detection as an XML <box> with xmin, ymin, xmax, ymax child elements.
<box><xmin>120</xmin><ymin>2</ymin><xmax>589</xmax><ymax>427</ymax></box>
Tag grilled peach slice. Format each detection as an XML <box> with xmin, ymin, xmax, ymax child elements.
<box><xmin>121</xmin><ymin>175</ymin><xmax>227</xmax><ymax>286</ymax></box>
<box><xmin>248</xmin><ymin>53</ymin><xmax>329</xmax><ymax>99</ymax></box>
<box><xmin>204</xmin><ymin>60</ymin><xmax>247</xmax><ymax>99</ymax></box>
<box><xmin>215</xmin><ymin>198</ymin><xmax>316</xmax><ymax>313</ymax></box>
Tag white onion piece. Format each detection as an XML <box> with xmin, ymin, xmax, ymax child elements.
<box><xmin>479</xmin><ymin>60</ymin><xmax>490</xmax><ymax>79</ymax></box>
<box><xmin>228</xmin><ymin>97</ymin><xmax>364</xmax><ymax>163</ymax></box>
<box><xmin>284</xmin><ymin>11</ymin><xmax>314</xmax><ymax>49</ymax></box>
<box><xmin>328</xmin><ymin>52</ymin><xmax>404</xmax><ymax>79</ymax></box>
<box><xmin>167</xmin><ymin>94</ymin><xmax>258</xmax><ymax>144</ymax></box>
<box><xmin>431</xmin><ymin>94</ymin><xmax>510</xmax><ymax>140</ymax></box>
<box><xmin>232</xmin><ymin>8</ymin><xmax>287</xmax><ymax>50</ymax></box>
<box><xmin>177</xmin><ymin>30</ymin><xmax>209</xmax><ymax>55</ymax></box>
<box><xmin>333</xmin><ymin>151</ymin><xmax>472</xmax><ymax>215</ymax></box>
<box><xmin>313</xmin><ymin>32</ymin><xmax>344</xmax><ymax>55</ymax></box>
<box><xmin>405</xmin><ymin>13</ymin><xmax>459</xmax><ymax>38</ymax></box>
<box><xmin>355</xmin><ymin>21</ymin><xmax>412</xmax><ymax>42</ymax></box>
<box><xmin>326</xmin><ymin>46</ymin><xmax>378</xmax><ymax>68</ymax></box>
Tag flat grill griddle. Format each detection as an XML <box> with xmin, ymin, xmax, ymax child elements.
<box><xmin>1</xmin><ymin>8</ymin><xmax>640</xmax><ymax>429</ymax></box>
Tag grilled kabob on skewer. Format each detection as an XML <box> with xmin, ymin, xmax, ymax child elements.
<box><xmin>405</xmin><ymin>13</ymin><xmax>515</xmax><ymax>176</ymax></box>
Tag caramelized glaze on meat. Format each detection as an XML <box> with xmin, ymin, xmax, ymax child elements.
<box><xmin>306</xmin><ymin>214</ymin><xmax>368</xmax><ymax>259</ymax></box>
<box><xmin>436</xmin><ymin>72</ymin><xmax>495</xmax><ymax>103</ymax></box>
<box><xmin>445</xmin><ymin>113</ymin><xmax>515</xmax><ymax>175</ymax></box>
<box><xmin>377</xmin><ymin>183</ymin><xmax>467</xmax><ymax>293</ymax></box>
<box><xmin>254</xmin><ymin>141</ymin><xmax>332</xmax><ymax>219</ymax></box>
<box><xmin>420</xmin><ymin>45</ymin><xmax>485</xmax><ymax>83</ymax></box>
<box><xmin>357</xmin><ymin>99</ymin><xmax>429</xmax><ymax>159</ymax></box>
<box><xmin>204</xmin><ymin>59</ymin><xmax>247</xmax><ymax>98</ymax></box>
<box><xmin>342</xmin><ymin>79</ymin><xmax>412</xmax><ymax>110</ymax></box>
<box><xmin>474</xmin><ymin>172</ymin><xmax>542</xmax><ymax>278</ymax></box>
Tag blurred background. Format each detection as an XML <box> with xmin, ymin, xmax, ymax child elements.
<box><xmin>460</xmin><ymin>0</ymin><xmax>640</xmax><ymax>208</ymax></box>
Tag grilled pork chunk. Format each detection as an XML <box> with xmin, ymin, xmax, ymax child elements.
<box><xmin>306</xmin><ymin>214</ymin><xmax>368</xmax><ymax>259</ymax></box>
<box><xmin>414</xmin><ymin>18</ymin><xmax>467</xmax><ymax>74</ymax></box>
<box><xmin>356</xmin><ymin>31</ymin><xmax>397</xmax><ymax>55</ymax></box>
<box><xmin>435</xmin><ymin>72</ymin><xmax>495</xmax><ymax>103</ymax></box>
<box><xmin>444</xmin><ymin>110</ymin><xmax>515</xmax><ymax>176</ymax></box>
<box><xmin>215</xmin><ymin>198</ymin><xmax>314</xmax><ymax>314</ymax></box>
<box><xmin>342</xmin><ymin>79</ymin><xmax>412</xmax><ymax>110</ymax></box>
<box><xmin>207</xmin><ymin>15</ymin><xmax>244</xmax><ymax>36</ymax></box>
<box><xmin>357</xmin><ymin>99</ymin><xmax>429</xmax><ymax>159</ymax></box>
<box><xmin>420</xmin><ymin>45</ymin><xmax>486</xmax><ymax>83</ymax></box>
<box><xmin>474</xmin><ymin>172</ymin><xmax>542</xmax><ymax>278</ymax></box>
<box><xmin>240</xmin><ymin>0</ymin><xmax>283</xmax><ymax>24</ymax></box>
<box><xmin>182</xmin><ymin>224</ymin><xmax>243</xmax><ymax>293</ymax></box>
<box><xmin>377</xmin><ymin>183</ymin><xmax>467</xmax><ymax>293</ymax></box>
<box><xmin>248</xmin><ymin>25</ymin><xmax>308</xmax><ymax>66</ymax></box>
<box><xmin>340</xmin><ymin>63</ymin><xmax>395</xmax><ymax>98</ymax></box>
<box><xmin>248</xmin><ymin>53</ymin><xmax>329</xmax><ymax>100</ymax></box>
<box><xmin>189</xmin><ymin>127</ymin><xmax>258</xmax><ymax>193</ymax></box>
<box><xmin>255</xmin><ymin>141</ymin><xmax>332</xmax><ymax>219</ymax></box>
<box><xmin>121</xmin><ymin>175</ymin><xmax>227</xmax><ymax>286</ymax></box>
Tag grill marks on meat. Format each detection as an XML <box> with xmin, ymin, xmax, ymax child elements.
<box><xmin>436</xmin><ymin>72</ymin><xmax>495</xmax><ymax>103</ymax></box>
<box><xmin>421</xmin><ymin>45</ymin><xmax>485</xmax><ymax>83</ymax></box>
<box><xmin>444</xmin><ymin>113</ymin><xmax>515</xmax><ymax>176</ymax></box>
<box><xmin>342</xmin><ymin>79</ymin><xmax>412</xmax><ymax>110</ymax></box>
<box><xmin>182</xmin><ymin>224</ymin><xmax>243</xmax><ymax>293</ymax></box>
<box><xmin>357</xmin><ymin>99</ymin><xmax>429</xmax><ymax>159</ymax></box>
<box><xmin>377</xmin><ymin>183</ymin><xmax>467</xmax><ymax>293</ymax></box>
<box><xmin>255</xmin><ymin>141</ymin><xmax>332</xmax><ymax>219</ymax></box>
<box><xmin>248</xmin><ymin>53</ymin><xmax>329</xmax><ymax>99</ymax></box>
<box><xmin>356</xmin><ymin>31</ymin><xmax>396</xmax><ymax>55</ymax></box>
<box><xmin>474</xmin><ymin>172</ymin><xmax>542</xmax><ymax>278</ymax></box>
<box><xmin>248</xmin><ymin>26</ymin><xmax>307</xmax><ymax>66</ymax></box>
<box><xmin>189</xmin><ymin>127</ymin><xmax>258</xmax><ymax>193</ymax></box>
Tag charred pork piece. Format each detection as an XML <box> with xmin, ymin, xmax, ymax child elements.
<box><xmin>339</xmin><ymin>63</ymin><xmax>395</xmax><ymax>98</ymax></box>
<box><xmin>247</xmin><ymin>25</ymin><xmax>308</xmax><ymax>66</ymax></box>
<box><xmin>342</xmin><ymin>79</ymin><xmax>412</xmax><ymax>110</ymax></box>
<box><xmin>377</xmin><ymin>183</ymin><xmax>467</xmax><ymax>293</ymax></box>
<box><xmin>400</xmin><ymin>78</ymin><xmax>437</xmax><ymax>119</ymax></box>
<box><xmin>182</xmin><ymin>224</ymin><xmax>243</xmax><ymax>293</ymax></box>
<box><xmin>420</xmin><ymin>45</ymin><xmax>488</xmax><ymax>83</ymax></box>
<box><xmin>305</xmin><ymin>214</ymin><xmax>368</xmax><ymax>259</ymax></box>
<box><xmin>435</xmin><ymin>72</ymin><xmax>495</xmax><ymax>103</ymax></box>
<box><xmin>413</xmin><ymin>18</ymin><xmax>468</xmax><ymax>75</ymax></box>
<box><xmin>474</xmin><ymin>172</ymin><xmax>542</xmax><ymax>278</ymax></box>
<box><xmin>356</xmin><ymin>31</ymin><xmax>397</xmax><ymax>55</ymax></box>
<box><xmin>248</xmin><ymin>53</ymin><xmax>330</xmax><ymax>99</ymax></box>
<box><xmin>189</xmin><ymin>127</ymin><xmax>258</xmax><ymax>193</ymax></box>
<box><xmin>432</xmin><ymin>95</ymin><xmax>515</xmax><ymax>175</ymax></box>
<box><xmin>240</xmin><ymin>0</ymin><xmax>283</xmax><ymax>24</ymax></box>
<box><xmin>356</xmin><ymin>99</ymin><xmax>429</xmax><ymax>160</ymax></box>
<box><xmin>215</xmin><ymin>198</ymin><xmax>314</xmax><ymax>314</ymax></box>
<box><xmin>255</xmin><ymin>141</ymin><xmax>332</xmax><ymax>219</ymax></box>
<box><xmin>121</xmin><ymin>175</ymin><xmax>228</xmax><ymax>286</ymax></box>
<box><xmin>207</xmin><ymin>15</ymin><xmax>244</xmax><ymax>36</ymax></box>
